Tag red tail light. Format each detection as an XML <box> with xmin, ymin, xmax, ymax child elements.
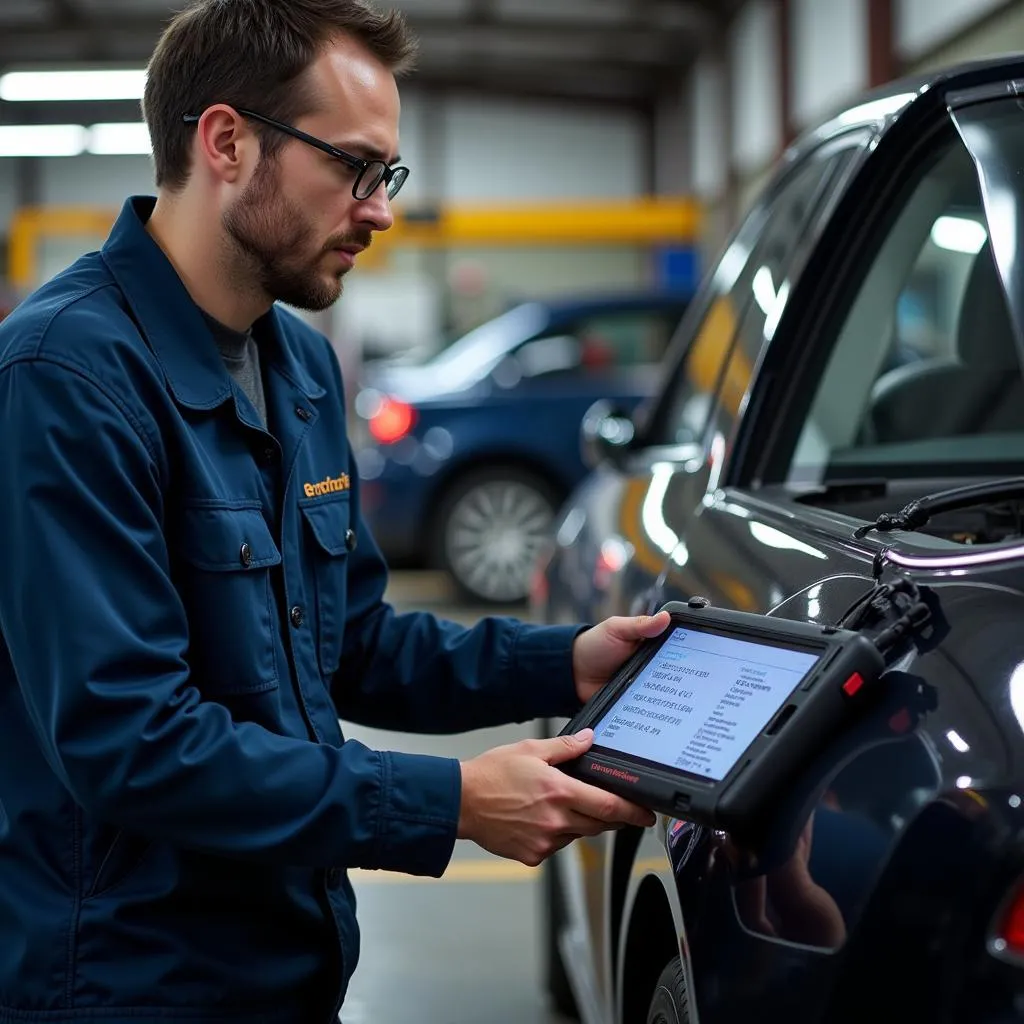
<box><xmin>369</xmin><ymin>397</ymin><xmax>416</xmax><ymax>444</ymax></box>
<box><xmin>593</xmin><ymin>538</ymin><xmax>630</xmax><ymax>591</ymax></box>
<box><xmin>995</xmin><ymin>885</ymin><xmax>1024</xmax><ymax>955</ymax></box>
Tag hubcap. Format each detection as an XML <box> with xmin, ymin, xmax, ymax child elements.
<box><xmin>445</xmin><ymin>479</ymin><xmax>554</xmax><ymax>602</ymax></box>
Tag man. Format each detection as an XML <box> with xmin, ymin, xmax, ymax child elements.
<box><xmin>0</xmin><ymin>1</ymin><xmax>669</xmax><ymax>1021</ymax></box>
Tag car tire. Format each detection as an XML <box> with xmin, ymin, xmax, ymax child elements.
<box><xmin>542</xmin><ymin>858</ymin><xmax>579</xmax><ymax>1019</ymax></box>
<box><xmin>431</xmin><ymin>466</ymin><xmax>559</xmax><ymax>605</ymax></box>
<box><xmin>646</xmin><ymin>957</ymin><xmax>690</xmax><ymax>1024</ymax></box>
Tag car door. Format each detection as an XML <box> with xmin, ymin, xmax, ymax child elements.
<box><xmin>605</xmin><ymin>131</ymin><xmax>870</xmax><ymax>623</ymax></box>
<box><xmin>546</xmin><ymin>130</ymin><xmax>870</xmax><ymax>1023</ymax></box>
<box><xmin>655</xmin><ymin>86</ymin><xmax>1024</xmax><ymax>1024</ymax></box>
<box><xmin>543</xmin><ymin>146</ymin><xmax>861</xmax><ymax>630</ymax></box>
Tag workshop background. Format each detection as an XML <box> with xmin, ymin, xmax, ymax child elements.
<box><xmin>0</xmin><ymin>0</ymin><xmax>1021</xmax><ymax>1020</ymax></box>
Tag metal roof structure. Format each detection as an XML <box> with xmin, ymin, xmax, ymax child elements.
<box><xmin>0</xmin><ymin>0</ymin><xmax>743</xmax><ymax>123</ymax></box>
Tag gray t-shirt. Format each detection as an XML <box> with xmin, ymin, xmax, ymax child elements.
<box><xmin>202</xmin><ymin>311</ymin><xmax>268</xmax><ymax>428</ymax></box>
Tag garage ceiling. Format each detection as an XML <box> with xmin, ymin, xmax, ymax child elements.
<box><xmin>0</xmin><ymin>0</ymin><xmax>743</xmax><ymax>116</ymax></box>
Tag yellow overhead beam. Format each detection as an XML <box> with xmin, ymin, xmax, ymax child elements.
<box><xmin>390</xmin><ymin>197</ymin><xmax>701</xmax><ymax>247</ymax></box>
<box><xmin>8</xmin><ymin>207</ymin><xmax>117</xmax><ymax>291</ymax></box>
<box><xmin>7</xmin><ymin>197</ymin><xmax>700</xmax><ymax>290</ymax></box>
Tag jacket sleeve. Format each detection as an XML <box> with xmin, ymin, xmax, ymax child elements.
<box><xmin>0</xmin><ymin>356</ymin><xmax>459</xmax><ymax>876</ymax></box>
<box><xmin>332</xmin><ymin>450</ymin><xmax>584</xmax><ymax>732</ymax></box>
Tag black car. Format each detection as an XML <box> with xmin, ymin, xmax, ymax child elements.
<box><xmin>533</xmin><ymin>55</ymin><xmax>1024</xmax><ymax>1024</ymax></box>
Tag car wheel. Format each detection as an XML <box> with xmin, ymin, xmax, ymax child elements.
<box><xmin>433</xmin><ymin>467</ymin><xmax>559</xmax><ymax>605</ymax></box>
<box><xmin>542</xmin><ymin>858</ymin><xmax>579</xmax><ymax>1019</ymax></box>
<box><xmin>646</xmin><ymin>957</ymin><xmax>690</xmax><ymax>1024</ymax></box>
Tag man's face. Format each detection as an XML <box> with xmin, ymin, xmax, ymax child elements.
<box><xmin>223</xmin><ymin>37</ymin><xmax>401</xmax><ymax>312</ymax></box>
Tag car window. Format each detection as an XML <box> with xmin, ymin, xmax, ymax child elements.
<box><xmin>707</xmin><ymin>145</ymin><xmax>862</xmax><ymax>445</ymax></box>
<box><xmin>786</xmin><ymin>116</ymin><xmax>1024</xmax><ymax>484</ymax></box>
<box><xmin>650</xmin><ymin>141</ymin><xmax>861</xmax><ymax>448</ymax></box>
<box><xmin>571</xmin><ymin>309</ymin><xmax>683</xmax><ymax>370</ymax></box>
<box><xmin>424</xmin><ymin>302</ymin><xmax>548</xmax><ymax>389</ymax></box>
<box><xmin>510</xmin><ymin>308</ymin><xmax>684</xmax><ymax>380</ymax></box>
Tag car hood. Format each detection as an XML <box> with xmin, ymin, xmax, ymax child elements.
<box><xmin>359</xmin><ymin>362</ymin><xmax>458</xmax><ymax>403</ymax></box>
<box><xmin>359</xmin><ymin>362</ymin><xmax>493</xmax><ymax>405</ymax></box>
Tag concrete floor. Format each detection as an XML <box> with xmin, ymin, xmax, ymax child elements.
<box><xmin>341</xmin><ymin>572</ymin><xmax>576</xmax><ymax>1024</ymax></box>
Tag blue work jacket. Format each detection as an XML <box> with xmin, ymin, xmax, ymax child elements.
<box><xmin>0</xmin><ymin>197</ymin><xmax>582</xmax><ymax>1023</ymax></box>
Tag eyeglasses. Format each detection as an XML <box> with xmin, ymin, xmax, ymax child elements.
<box><xmin>182</xmin><ymin>108</ymin><xmax>409</xmax><ymax>201</ymax></box>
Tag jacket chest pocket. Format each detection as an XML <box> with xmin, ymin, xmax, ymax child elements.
<box><xmin>174</xmin><ymin>503</ymin><xmax>282</xmax><ymax>697</ymax></box>
<box><xmin>300</xmin><ymin>495</ymin><xmax>350</xmax><ymax>678</ymax></box>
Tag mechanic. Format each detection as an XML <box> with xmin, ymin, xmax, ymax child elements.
<box><xmin>0</xmin><ymin>1</ymin><xmax>666</xmax><ymax>1021</ymax></box>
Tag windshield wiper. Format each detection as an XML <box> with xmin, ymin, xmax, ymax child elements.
<box><xmin>853</xmin><ymin>477</ymin><xmax>1024</xmax><ymax>539</ymax></box>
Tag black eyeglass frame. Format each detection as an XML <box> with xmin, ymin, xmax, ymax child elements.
<box><xmin>182</xmin><ymin>107</ymin><xmax>409</xmax><ymax>201</ymax></box>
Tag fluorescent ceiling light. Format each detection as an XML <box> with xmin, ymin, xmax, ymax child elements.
<box><xmin>88</xmin><ymin>122</ymin><xmax>151</xmax><ymax>155</ymax></box>
<box><xmin>0</xmin><ymin>69</ymin><xmax>147</xmax><ymax>102</ymax></box>
<box><xmin>0</xmin><ymin>124</ymin><xmax>87</xmax><ymax>157</ymax></box>
<box><xmin>0</xmin><ymin>122</ymin><xmax>151</xmax><ymax>157</ymax></box>
<box><xmin>931</xmin><ymin>215</ymin><xmax>987</xmax><ymax>255</ymax></box>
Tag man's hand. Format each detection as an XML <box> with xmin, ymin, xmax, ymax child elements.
<box><xmin>572</xmin><ymin>611</ymin><xmax>671</xmax><ymax>705</ymax></box>
<box><xmin>458</xmin><ymin>729</ymin><xmax>656</xmax><ymax>867</ymax></box>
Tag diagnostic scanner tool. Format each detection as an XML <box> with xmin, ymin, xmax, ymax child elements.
<box><xmin>560</xmin><ymin>599</ymin><xmax>886</xmax><ymax>839</ymax></box>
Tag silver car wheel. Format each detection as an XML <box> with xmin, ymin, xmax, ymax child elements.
<box><xmin>443</xmin><ymin>478</ymin><xmax>555</xmax><ymax>604</ymax></box>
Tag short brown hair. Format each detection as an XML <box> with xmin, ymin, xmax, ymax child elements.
<box><xmin>143</xmin><ymin>0</ymin><xmax>416</xmax><ymax>191</ymax></box>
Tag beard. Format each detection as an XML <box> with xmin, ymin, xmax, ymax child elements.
<box><xmin>222</xmin><ymin>158</ymin><xmax>371</xmax><ymax>312</ymax></box>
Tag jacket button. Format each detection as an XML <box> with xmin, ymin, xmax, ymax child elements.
<box><xmin>239</xmin><ymin>542</ymin><xmax>253</xmax><ymax>568</ymax></box>
<box><xmin>260</xmin><ymin>446</ymin><xmax>276</xmax><ymax>465</ymax></box>
<box><xmin>345</xmin><ymin>529</ymin><xmax>357</xmax><ymax>552</ymax></box>
<box><xmin>295</xmin><ymin>406</ymin><xmax>312</xmax><ymax>422</ymax></box>
<box><xmin>290</xmin><ymin>605</ymin><xmax>305</xmax><ymax>628</ymax></box>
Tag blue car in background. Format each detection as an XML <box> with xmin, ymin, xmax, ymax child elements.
<box><xmin>353</xmin><ymin>291</ymin><xmax>692</xmax><ymax>604</ymax></box>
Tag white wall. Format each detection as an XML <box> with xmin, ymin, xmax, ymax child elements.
<box><xmin>443</xmin><ymin>95</ymin><xmax>644</xmax><ymax>200</ymax></box>
<box><xmin>730</xmin><ymin>1</ymin><xmax>782</xmax><ymax>174</ymax></box>
<box><xmin>393</xmin><ymin>89</ymin><xmax>428</xmax><ymax>204</ymax></box>
<box><xmin>690</xmin><ymin>54</ymin><xmax>728</xmax><ymax>199</ymax></box>
<box><xmin>0</xmin><ymin>161</ymin><xmax>16</xmax><ymax>229</ymax></box>
<box><xmin>904</xmin><ymin>0</ymin><xmax>1024</xmax><ymax>72</ymax></box>
<box><xmin>654</xmin><ymin>79</ymin><xmax>690</xmax><ymax>195</ymax></box>
<box><xmin>897</xmin><ymin>0</ymin><xmax>1009</xmax><ymax>61</ymax></box>
<box><xmin>791</xmin><ymin>0</ymin><xmax>868</xmax><ymax>128</ymax></box>
<box><xmin>40</xmin><ymin>155</ymin><xmax>155</xmax><ymax>209</ymax></box>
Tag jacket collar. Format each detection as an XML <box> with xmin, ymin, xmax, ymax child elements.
<box><xmin>101</xmin><ymin>196</ymin><xmax>325</xmax><ymax>409</ymax></box>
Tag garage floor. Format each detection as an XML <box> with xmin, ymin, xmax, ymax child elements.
<box><xmin>341</xmin><ymin>572</ymin><xmax>576</xmax><ymax>1024</ymax></box>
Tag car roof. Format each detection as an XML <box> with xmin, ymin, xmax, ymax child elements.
<box><xmin>789</xmin><ymin>51</ymin><xmax>1024</xmax><ymax>159</ymax></box>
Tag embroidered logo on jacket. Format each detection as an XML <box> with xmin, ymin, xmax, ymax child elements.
<box><xmin>303</xmin><ymin>473</ymin><xmax>351</xmax><ymax>498</ymax></box>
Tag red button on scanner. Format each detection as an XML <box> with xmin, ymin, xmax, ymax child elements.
<box><xmin>841</xmin><ymin>672</ymin><xmax>865</xmax><ymax>698</ymax></box>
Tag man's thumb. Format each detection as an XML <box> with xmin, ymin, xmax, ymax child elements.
<box><xmin>632</xmin><ymin>610</ymin><xmax>671</xmax><ymax>637</ymax></box>
<box><xmin>543</xmin><ymin>728</ymin><xmax>594</xmax><ymax>765</ymax></box>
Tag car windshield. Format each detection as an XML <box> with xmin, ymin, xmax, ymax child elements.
<box><xmin>422</xmin><ymin>303</ymin><xmax>549</xmax><ymax>390</ymax></box>
<box><xmin>786</xmin><ymin>95</ymin><xmax>1024</xmax><ymax>486</ymax></box>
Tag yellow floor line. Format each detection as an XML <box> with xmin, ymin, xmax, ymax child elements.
<box><xmin>350</xmin><ymin>860</ymin><xmax>541</xmax><ymax>884</ymax></box>
<box><xmin>632</xmin><ymin>856</ymin><xmax>669</xmax><ymax>875</ymax></box>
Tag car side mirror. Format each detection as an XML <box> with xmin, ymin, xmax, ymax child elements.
<box><xmin>580</xmin><ymin>399</ymin><xmax>635</xmax><ymax>469</ymax></box>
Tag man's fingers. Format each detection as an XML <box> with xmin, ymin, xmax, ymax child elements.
<box><xmin>539</xmin><ymin>729</ymin><xmax>594</xmax><ymax>765</ymax></box>
<box><xmin>608</xmin><ymin>610</ymin><xmax>671</xmax><ymax>642</ymax></box>
<box><xmin>636</xmin><ymin>610</ymin><xmax>671</xmax><ymax>636</ymax></box>
<box><xmin>563</xmin><ymin>811</ymin><xmax>621</xmax><ymax>837</ymax></box>
<box><xmin>565</xmin><ymin>777</ymin><xmax>655</xmax><ymax>828</ymax></box>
